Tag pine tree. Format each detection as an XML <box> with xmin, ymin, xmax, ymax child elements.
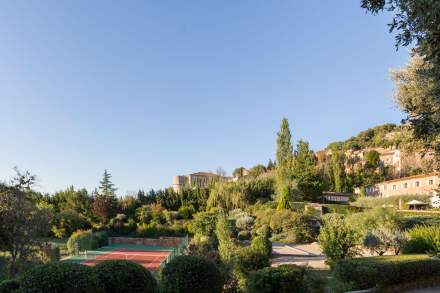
<box><xmin>99</xmin><ymin>169</ymin><xmax>117</xmax><ymax>197</ymax></box>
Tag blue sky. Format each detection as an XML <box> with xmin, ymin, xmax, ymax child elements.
<box><xmin>0</xmin><ymin>1</ymin><xmax>409</xmax><ymax>195</ymax></box>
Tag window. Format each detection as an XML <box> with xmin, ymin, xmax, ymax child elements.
<box><xmin>393</xmin><ymin>185</ymin><xmax>396</xmax><ymax>190</ymax></box>
<box><xmin>403</xmin><ymin>183</ymin><xmax>408</xmax><ymax>189</ymax></box>
<box><xmin>383</xmin><ymin>185</ymin><xmax>387</xmax><ymax>191</ymax></box>
<box><xmin>415</xmin><ymin>181</ymin><xmax>420</xmax><ymax>187</ymax></box>
<box><xmin>429</xmin><ymin>179</ymin><xmax>434</xmax><ymax>185</ymax></box>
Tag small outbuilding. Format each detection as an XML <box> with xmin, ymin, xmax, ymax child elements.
<box><xmin>407</xmin><ymin>200</ymin><xmax>429</xmax><ymax>210</ymax></box>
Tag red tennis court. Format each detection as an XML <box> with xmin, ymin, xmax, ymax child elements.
<box><xmin>82</xmin><ymin>249</ymin><xmax>171</xmax><ymax>271</ymax></box>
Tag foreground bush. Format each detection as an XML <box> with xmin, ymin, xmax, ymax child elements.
<box><xmin>20</xmin><ymin>262</ymin><xmax>104</xmax><ymax>293</ymax></box>
<box><xmin>94</xmin><ymin>260</ymin><xmax>158</xmax><ymax>293</ymax></box>
<box><xmin>0</xmin><ymin>279</ymin><xmax>20</xmax><ymax>293</ymax></box>
<box><xmin>403</xmin><ymin>224</ymin><xmax>440</xmax><ymax>254</ymax></box>
<box><xmin>234</xmin><ymin>247</ymin><xmax>270</xmax><ymax>275</ymax></box>
<box><xmin>318</xmin><ymin>214</ymin><xmax>360</xmax><ymax>264</ymax></box>
<box><xmin>333</xmin><ymin>254</ymin><xmax>440</xmax><ymax>290</ymax></box>
<box><xmin>247</xmin><ymin>265</ymin><xmax>322</xmax><ymax>293</ymax></box>
<box><xmin>160</xmin><ymin>256</ymin><xmax>223</xmax><ymax>293</ymax></box>
<box><xmin>251</xmin><ymin>234</ymin><xmax>272</xmax><ymax>257</ymax></box>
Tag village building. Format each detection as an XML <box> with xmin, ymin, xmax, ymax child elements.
<box><xmin>172</xmin><ymin>172</ymin><xmax>232</xmax><ymax>193</ymax></box>
<box><xmin>357</xmin><ymin>172</ymin><xmax>440</xmax><ymax>198</ymax></box>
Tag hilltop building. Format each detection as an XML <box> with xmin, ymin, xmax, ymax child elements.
<box><xmin>356</xmin><ymin>172</ymin><xmax>439</xmax><ymax>198</ymax></box>
<box><xmin>172</xmin><ymin>172</ymin><xmax>232</xmax><ymax>193</ymax></box>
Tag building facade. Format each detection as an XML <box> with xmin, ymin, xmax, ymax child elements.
<box><xmin>360</xmin><ymin>173</ymin><xmax>439</xmax><ymax>197</ymax></box>
<box><xmin>173</xmin><ymin>172</ymin><xmax>231</xmax><ymax>193</ymax></box>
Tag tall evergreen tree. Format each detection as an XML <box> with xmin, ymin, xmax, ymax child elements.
<box><xmin>99</xmin><ymin>169</ymin><xmax>117</xmax><ymax>197</ymax></box>
<box><xmin>276</xmin><ymin>118</ymin><xmax>294</xmax><ymax>181</ymax></box>
<box><xmin>331</xmin><ymin>150</ymin><xmax>346</xmax><ymax>193</ymax></box>
<box><xmin>293</xmin><ymin>140</ymin><xmax>323</xmax><ymax>201</ymax></box>
<box><xmin>275</xmin><ymin>118</ymin><xmax>294</xmax><ymax>209</ymax></box>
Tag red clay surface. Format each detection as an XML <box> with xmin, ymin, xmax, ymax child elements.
<box><xmin>82</xmin><ymin>249</ymin><xmax>171</xmax><ymax>271</ymax></box>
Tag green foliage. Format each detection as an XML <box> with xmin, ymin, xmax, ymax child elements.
<box><xmin>136</xmin><ymin>204</ymin><xmax>166</xmax><ymax>225</ymax></box>
<box><xmin>0</xmin><ymin>279</ymin><xmax>20</xmax><ymax>293</ymax></box>
<box><xmin>99</xmin><ymin>169</ymin><xmax>117</xmax><ymax>197</ymax></box>
<box><xmin>19</xmin><ymin>262</ymin><xmax>104</xmax><ymax>293</ymax></box>
<box><xmin>66</xmin><ymin>230</ymin><xmax>107</xmax><ymax>254</ymax></box>
<box><xmin>251</xmin><ymin>234</ymin><xmax>272</xmax><ymax>257</ymax></box>
<box><xmin>52</xmin><ymin>186</ymin><xmax>92</xmax><ymax>217</ymax></box>
<box><xmin>160</xmin><ymin>256</ymin><xmax>223</xmax><ymax>293</ymax></box>
<box><xmin>347</xmin><ymin>208</ymin><xmax>401</xmax><ymax>239</ymax></box>
<box><xmin>179</xmin><ymin>187</ymin><xmax>209</xmax><ymax>211</ymax></box>
<box><xmin>39</xmin><ymin>242</ymin><xmax>61</xmax><ymax>263</ymax></box>
<box><xmin>268</xmin><ymin>210</ymin><xmax>314</xmax><ymax>244</ymax></box>
<box><xmin>189</xmin><ymin>210</ymin><xmax>219</xmax><ymax>237</ymax></box>
<box><xmin>248</xmin><ymin>165</ymin><xmax>267</xmax><ymax>178</ymax></box>
<box><xmin>0</xmin><ymin>185</ymin><xmax>52</xmax><ymax>276</ymax></box>
<box><xmin>293</xmin><ymin>140</ymin><xmax>323</xmax><ymax>201</ymax></box>
<box><xmin>322</xmin><ymin>204</ymin><xmax>363</xmax><ymax>215</ymax></box>
<box><xmin>215</xmin><ymin>213</ymin><xmax>237</xmax><ymax>263</ymax></box>
<box><xmin>207</xmin><ymin>177</ymin><xmax>274</xmax><ymax>211</ymax></box>
<box><xmin>352</xmin><ymin>194</ymin><xmax>431</xmax><ymax>208</ymax></box>
<box><xmin>318</xmin><ymin>214</ymin><xmax>360</xmax><ymax>264</ymax></box>
<box><xmin>362</xmin><ymin>0</ymin><xmax>440</xmax><ymax>143</ymax></box>
<box><xmin>404</xmin><ymin>224</ymin><xmax>440</xmax><ymax>254</ymax></box>
<box><xmin>363</xmin><ymin>228</ymin><xmax>407</xmax><ymax>256</ymax></box>
<box><xmin>247</xmin><ymin>265</ymin><xmax>321</xmax><ymax>293</ymax></box>
<box><xmin>276</xmin><ymin>118</ymin><xmax>294</xmax><ymax>182</ymax></box>
<box><xmin>91</xmin><ymin>195</ymin><xmax>118</xmax><ymax>224</ymax></box>
<box><xmin>178</xmin><ymin>205</ymin><xmax>195</xmax><ymax>219</ymax></box>
<box><xmin>230</xmin><ymin>209</ymin><xmax>254</xmax><ymax>231</ymax></box>
<box><xmin>94</xmin><ymin>260</ymin><xmax>158</xmax><ymax>293</ymax></box>
<box><xmin>233</xmin><ymin>247</ymin><xmax>270</xmax><ymax>278</ymax></box>
<box><xmin>237</xmin><ymin>230</ymin><xmax>251</xmax><ymax>241</ymax></box>
<box><xmin>331</xmin><ymin>149</ymin><xmax>349</xmax><ymax>193</ymax></box>
<box><xmin>333</xmin><ymin>254</ymin><xmax>440</xmax><ymax>290</ymax></box>
<box><xmin>52</xmin><ymin>209</ymin><xmax>90</xmax><ymax>238</ymax></box>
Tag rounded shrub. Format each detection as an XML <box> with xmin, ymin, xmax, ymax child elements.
<box><xmin>19</xmin><ymin>262</ymin><xmax>104</xmax><ymax>293</ymax></box>
<box><xmin>247</xmin><ymin>265</ymin><xmax>318</xmax><ymax>293</ymax></box>
<box><xmin>251</xmin><ymin>235</ymin><xmax>272</xmax><ymax>257</ymax></box>
<box><xmin>0</xmin><ymin>279</ymin><xmax>20</xmax><ymax>293</ymax></box>
<box><xmin>94</xmin><ymin>260</ymin><xmax>158</xmax><ymax>293</ymax></box>
<box><xmin>160</xmin><ymin>255</ymin><xmax>223</xmax><ymax>293</ymax></box>
<box><xmin>233</xmin><ymin>247</ymin><xmax>270</xmax><ymax>277</ymax></box>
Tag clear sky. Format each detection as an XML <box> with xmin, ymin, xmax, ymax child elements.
<box><xmin>0</xmin><ymin>1</ymin><xmax>409</xmax><ymax>195</ymax></box>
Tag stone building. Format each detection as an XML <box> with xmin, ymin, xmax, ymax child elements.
<box><xmin>172</xmin><ymin>172</ymin><xmax>231</xmax><ymax>193</ymax></box>
<box><xmin>359</xmin><ymin>172</ymin><xmax>439</xmax><ymax>197</ymax></box>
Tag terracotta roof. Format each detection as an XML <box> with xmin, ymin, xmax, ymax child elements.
<box><xmin>190</xmin><ymin>172</ymin><xmax>222</xmax><ymax>177</ymax></box>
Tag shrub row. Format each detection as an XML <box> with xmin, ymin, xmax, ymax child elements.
<box><xmin>333</xmin><ymin>254</ymin><xmax>440</xmax><ymax>290</ymax></box>
<box><xmin>0</xmin><ymin>261</ymin><xmax>158</xmax><ymax>293</ymax></box>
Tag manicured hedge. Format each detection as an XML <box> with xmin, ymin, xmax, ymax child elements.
<box><xmin>0</xmin><ymin>279</ymin><xmax>20</xmax><ymax>293</ymax></box>
<box><xmin>322</xmin><ymin>204</ymin><xmax>363</xmax><ymax>215</ymax></box>
<box><xmin>247</xmin><ymin>265</ymin><xmax>320</xmax><ymax>293</ymax></box>
<box><xmin>160</xmin><ymin>256</ymin><xmax>223</xmax><ymax>293</ymax></box>
<box><xmin>67</xmin><ymin>230</ymin><xmax>108</xmax><ymax>254</ymax></box>
<box><xmin>19</xmin><ymin>262</ymin><xmax>104</xmax><ymax>293</ymax></box>
<box><xmin>333</xmin><ymin>254</ymin><xmax>440</xmax><ymax>290</ymax></box>
<box><xmin>94</xmin><ymin>260</ymin><xmax>158</xmax><ymax>293</ymax></box>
